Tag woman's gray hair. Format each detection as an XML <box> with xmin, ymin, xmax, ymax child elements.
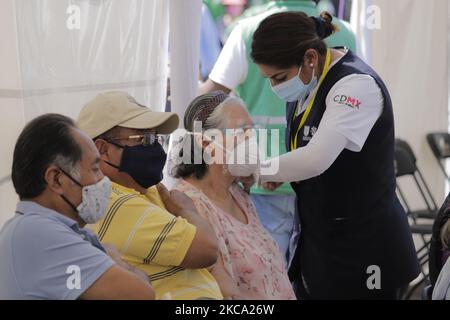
<box><xmin>172</xmin><ymin>91</ymin><xmax>247</xmax><ymax>179</ymax></box>
<box><xmin>205</xmin><ymin>96</ymin><xmax>246</xmax><ymax>130</ymax></box>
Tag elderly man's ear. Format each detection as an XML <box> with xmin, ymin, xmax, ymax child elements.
<box><xmin>44</xmin><ymin>165</ymin><xmax>66</xmax><ymax>195</ymax></box>
<box><xmin>94</xmin><ymin>139</ymin><xmax>111</xmax><ymax>160</ymax></box>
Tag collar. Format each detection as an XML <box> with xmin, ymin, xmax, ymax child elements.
<box><xmin>111</xmin><ymin>181</ymin><xmax>141</xmax><ymax>195</ymax></box>
<box><xmin>15</xmin><ymin>200</ymin><xmax>79</xmax><ymax>229</ymax></box>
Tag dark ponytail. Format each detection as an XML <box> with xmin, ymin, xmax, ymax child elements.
<box><xmin>251</xmin><ymin>11</ymin><xmax>338</xmax><ymax>69</ymax></box>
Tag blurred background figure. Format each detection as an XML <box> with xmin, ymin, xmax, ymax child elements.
<box><xmin>200</xmin><ymin>4</ymin><xmax>222</xmax><ymax>81</ymax></box>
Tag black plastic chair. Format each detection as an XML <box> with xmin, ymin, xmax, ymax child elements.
<box><xmin>394</xmin><ymin>139</ymin><xmax>435</xmax><ymax>298</ymax></box>
<box><xmin>395</xmin><ymin>139</ymin><xmax>439</xmax><ymax>221</ymax></box>
<box><xmin>427</xmin><ymin>132</ymin><xmax>450</xmax><ymax>181</ymax></box>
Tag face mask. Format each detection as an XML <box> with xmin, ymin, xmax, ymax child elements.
<box><xmin>106</xmin><ymin>142</ymin><xmax>167</xmax><ymax>189</ymax></box>
<box><xmin>188</xmin><ymin>132</ymin><xmax>260</xmax><ymax>178</ymax></box>
<box><xmin>271</xmin><ymin>65</ymin><xmax>318</xmax><ymax>103</ymax></box>
<box><xmin>60</xmin><ymin>169</ymin><xmax>112</xmax><ymax>224</ymax></box>
<box><xmin>225</xmin><ymin>135</ymin><xmax>260</xmax><ymax>178</ymax></box>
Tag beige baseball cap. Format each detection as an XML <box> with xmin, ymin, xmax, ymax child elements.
<box><xmin>77</xmin><ymin>91</ymin><xmax>179</xmax><ymax>138</ymax></box>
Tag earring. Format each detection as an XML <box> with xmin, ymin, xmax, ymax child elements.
<box><xmin>310</xmin><ymin>63</ymin><xmax>314</xmax><ymax>68</ymax></box>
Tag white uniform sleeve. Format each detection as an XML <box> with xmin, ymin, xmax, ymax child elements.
<box><xmin>208</xmin><ymin>24</ymin><xmax>248</xmax><ymax>90</ymax></box>
<box><xmin>260</xmin><ymin>125</ymin><xmax>348</xmax><ymax>183</ymax></box>
<box><xmin>323</xmin><ymin>74</ymin><xmax>384</xmax><ymax>152</ymax></box>
<box><xmin>260</xmin><ymin>74</ymin><xmax>383</xmax><ymax>183</ymax></box>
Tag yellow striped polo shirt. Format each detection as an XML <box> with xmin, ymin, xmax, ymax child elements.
<box><xmin>92</xmin><ymin>182</ymin><xmax>222</xmax><ymax>300</ymax></box>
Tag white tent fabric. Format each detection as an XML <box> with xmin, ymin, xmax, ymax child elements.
<box><xmin>169</xmin><ymin>0</ymin><xmax>202</xmax><ymax>121</ymax></box>
<box><xmin>0</xmin><ymin>0</ymin><xmax>171</xmax><ymax>226</ymax></box>
<box><xmin>350</xmin><ymin>0</ymin><xmax>373</xmax><ymax>63</ymax></box>
<box><xmin>0</xmin><ymin>0</ymin><xmax>449</xmax><ymax>228</ymax></box>
<box><xmin>368</xmin><ymin>0</ymin><xmax>449</xmax><ymax>208</ymax></box>
<box><xmin>164</xmin><ymin>0</ymin><xmax>202</xmax><ymax>189</ymax></box>
<box><xmin>15</xmin><ymin>0</ymin><xmax>169</xmax><ymax>120</ymax></box>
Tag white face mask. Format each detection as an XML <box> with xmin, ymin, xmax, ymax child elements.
<box><xmin>60</xmin><ymin>169</ymin><xmax>112</xmax><ymax>224</ymax></box>
<box><xmin>225</xmin><ymin>135</ymin><xmax>260</xmax><ymax>178</ymax></box>
<box><xmin>180</xmin><ymin>131</ymin><xmax>261</xmax><ymax>178</ymax></box>
<box><xmin>200</xmin><ymin>132</ymin><xmax>261</xmax><ymax>178</ymax></box>
<box><xmin>77</xmin><ymin>176</ymin><xmax>112</xmax><ymax>224</ymax></box>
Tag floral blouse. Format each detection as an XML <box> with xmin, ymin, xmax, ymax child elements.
<box><xmin>174</xmin><ymin>179</ymin><xmax>296</xmax><ymax>300</ymax></box>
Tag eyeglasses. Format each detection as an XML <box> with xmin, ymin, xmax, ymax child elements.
<box><xmin>108</xmin><ymin>132</ymin><xmax>167</xmax><ymax>146</ymax></box>
<box><xmin>223</xmin><ymin>124</ymin><xmax>263</xmax><ymax>137</ymax></box>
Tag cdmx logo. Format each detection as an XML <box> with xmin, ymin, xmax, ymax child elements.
<box><xmin>333</xmin><ymin>95</ymin><xmax>362</xmax><ymax>109</ymax></box>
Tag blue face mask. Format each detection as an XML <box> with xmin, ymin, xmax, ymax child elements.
<box><xmin>271</xmin><ymin>65</ymin><xmax>318</xmax><ymax>103</ymax></box>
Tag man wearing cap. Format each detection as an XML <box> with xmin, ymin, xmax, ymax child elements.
<box><xmin>77</xmin><ymin>91</ymin><xmax>223</xmax><ymax>300</ymax></box>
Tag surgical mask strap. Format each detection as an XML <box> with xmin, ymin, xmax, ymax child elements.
<box><xmin>103</xmin><ymin>140</ymin><xmax>124</xmax><ymax>170</ymax></box>
<box><xmin>58</xmin><ymin>167</ymin><xmax>82</xmax><ymax>213</ymax></box>
<box><xmin>185</xmin><ymin>132</ymin><xmax>230</xmax><ymax>156</ymax></box>
<box><xmin>60</xmin><ymin>194</ymin><xmax>79</xmax><ymax>213</ymax></box>
<box><xmin>298</xmin><ymin>64</ymin><xmax>316</xmax><ymax>86</ymax></box>
<box><xmin>106</xmin><ymin>140</ymin><xmax>125</xmax><ymax>149</ymax></box>
<box><xmin>104</xmin><ymin>160</ymin><xmax>121</xmax><ymax>170</ymax></box>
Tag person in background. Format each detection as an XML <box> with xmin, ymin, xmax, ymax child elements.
<box><xmin>200</xmin><ymin>4</ymin><xmax>222</xmax><ymax>80</ymax></box>
<box><xmin>77</xmin><ymin>91</ymin><xmax>223</xmax><ymax>300</ymax></box>
<box><xmin>0</xmin><ymin>114</ymin><xmax>155</xmax><ymax>299</ymax></box>
<box><xmin>199</xmin><ymin>0</ymin><xmax>356</xmax><ymax>265</ymax></box>
<box><xmin>251</xmin><ymin>11</ymin><xmax>419</xmax><ymax>299</ymax></box>
<box><xmin>433</xmin><ymin>219</ymin><xmax>450</xmax><ymax>300</ymax></box>
<box><xmin>222</xmin><ymin>0</ymin><xmax>249</xmax><ymax>28</ymax></box>
<box><xmin>172</xmin><ymin>91</ymin><xmax>296</xmax><ymax>300</ymax></box>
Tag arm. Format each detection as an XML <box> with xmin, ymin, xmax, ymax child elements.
<box><xmin>156</xmin><ymin>183</ymin><xmax>219</xmax><ymax>269</ymax></box>
<box><xmin>260</xmin><ymin>127</ymin><xmax>348</xmax><ymax>183</ymax></box>
<box><xmin>198</xmin><ymin>24</ymin><xmax>247</xmax><ymax>95</ymax></box>
<box><xmin>80</xmin><ymin>265</ymin><xmax>155</xmax><ymax>300</ymax></box>
<box><xmin>199</xmin><ymin>78</ymin><xmax>231</xmax><ymax>95</ymax></box>
<box><xmin>261</xmin><ymin>74</ymin><xmax>383</xmax><ymax>184</ymax></box>
<box><xmin>176</xmin><ymin>208</ymin><xmax>219</xmax><ymax>269</ymax></box>
<box><xmin>102</xmin><ymin>243</ymin><xmax>149</xmax><ymax>282</ymax></box>
<box><xmin>13</xmin><ymin>219</ymin><xmax>154</xmax><ymax>300</ymax></box>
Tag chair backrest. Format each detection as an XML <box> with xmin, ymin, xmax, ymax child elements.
<box><xmin>394</xmin><ymin>138</ymin><xmax>439</xmax><ymax>212</ymax></box>
<box><xmin>427</xmin><ymin>132</ymin><xmax>450</xmax><ymax>160</ymax></box>
<box><xmin>421</xmin><ymin>284</ymin><xmax>433</xmax><ymax>300</ymax></box>
<box><xmin>395</xmin><ymin>139</ymin><xmax>418</xmax><ymax>177</ymax></box>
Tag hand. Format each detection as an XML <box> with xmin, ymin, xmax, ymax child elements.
<box><xmin>262</xmin><ymin>182</ymin><xmax>283</xmax><ymax>192</ymax></box>
<box><xmin>156</xmin><ymin>183</ymin><xmax>197</xmax><ymax>216</ymax></box>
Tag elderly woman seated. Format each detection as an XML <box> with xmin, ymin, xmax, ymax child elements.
<box><xmin>170</xmin><ymin>91</ymin><xmax>295</xmax><ymax>300</ymax></box>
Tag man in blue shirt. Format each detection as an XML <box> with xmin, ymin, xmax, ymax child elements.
<box><xmin>0</xmin><ymin>114</ymin><xmax>155</xmax><ymax>299</ymax></box>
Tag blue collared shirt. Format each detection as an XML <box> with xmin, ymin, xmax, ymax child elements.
<box><xmin>0</xmin><ymin>201</ymin><xmax>114</xmax><ymax>299</ymax></box>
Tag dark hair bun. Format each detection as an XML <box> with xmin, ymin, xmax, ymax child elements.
<box><xmin>314</xmin><ymin>11</ymin><xmax>338</xmax><ymax>39</ymax></box>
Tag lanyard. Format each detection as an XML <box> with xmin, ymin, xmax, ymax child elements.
<box><xmin>290</xmin><ymin>48</ymin><xmax>332</xmax><ymax>151</ymax></box>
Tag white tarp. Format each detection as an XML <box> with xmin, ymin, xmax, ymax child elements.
<box><xmin>0</xmin><ymin>0</ymin><xmax>171</xmax><ymax>226</ymax></box>
<box><xmin>0</xmin><ymin>0</ymin><xmax>449</xmax><ymax>227</ymax></box>
<box><xmin>369</xmin><ymin>0</ymin><xmax>449</xmax><ymax>208</ymax></box>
